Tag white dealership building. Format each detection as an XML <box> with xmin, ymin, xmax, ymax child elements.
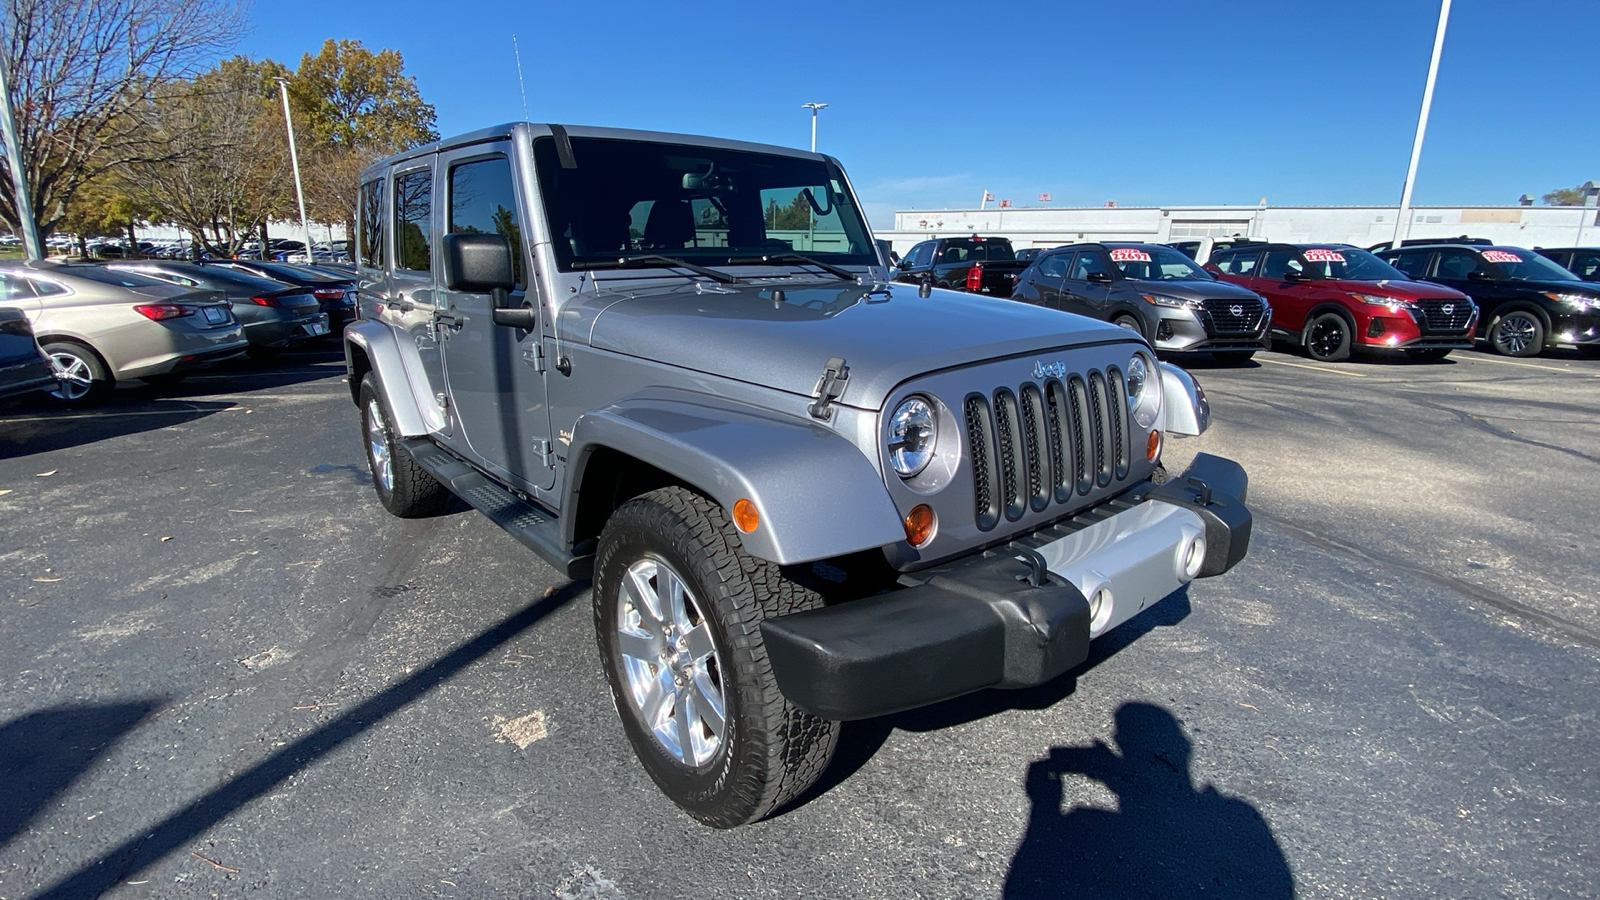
<box><xmin>875</xmin><ymin>202</ymin><xmax>1600</xmax><ymax>254</ymax></box>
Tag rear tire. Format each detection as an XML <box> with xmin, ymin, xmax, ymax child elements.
<box><xmin>1303</xmin><ymin>313</ymin><xmax>1352</xmax><ymax>362</ymax></box>
<box><xmin>1212</xmin><ymin>350</ymin><xmax>1256</xmax><ymax>365</ymax></box>
<box><xmin>1487</xmin><ymin>310</ymin><xmax>1544</xmax><ymax>357</ymax></box>
<box><xmin>1404</xmin><ymin>348</ymin><xmax>1452</xmax><ymax>362</ymax></box>
<box><xmin>594</xmin><ymin>487</ymin><xmax>839</xmax><ymax>828</ymax></box>
<box><xmin>358</xmin><ymin>373</ymin><xmax>448</xmax><ymax>518</ymax></box>
<box><xmin>43</xmin><ymin>341</ymin><xmax>112</xmax><ymax>406</ymax></box>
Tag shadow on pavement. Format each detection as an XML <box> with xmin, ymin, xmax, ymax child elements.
<box><xmin>0</xmin><ymin>400</ymin><xmax>236</xmax><ymax>459</ymax></box>
<box><xmin>794</xmin><ymin>588</ymin><xmax>1193</xmax><ymax>810</ymax></box>
<box><xmin>1004</xmin><ymin>702</ymin><xmax>1293</xmax><ymax>899</ymax></box>
<box><xmin>27</xmin><ymin>581</ymin><xmax>585</xmax><ymax>900</ymax></box>
<box><xmin>0</xmin><ymin>701</ymin><xmax>163</xmax><ymax>846</ymax></box>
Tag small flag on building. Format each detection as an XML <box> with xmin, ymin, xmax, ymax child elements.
<box><xmin>982</xmin><ymin>191</ymin><xmax>994</xmax><ymax>202</ymax></box>
<box><xmin>1039</xmin><ymin>193</ymin><xmax>1052</xmax><ymax>202</ymax></box>
<box><xmin>998</xmin><ymin>199</ymin><xmax>1012</xmax><ymax>208</ymax></box>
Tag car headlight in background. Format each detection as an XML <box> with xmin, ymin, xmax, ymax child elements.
<box><xmin>1546</xmin><ymin>292</ymin><xmax>1600</xmax><ymax>311</ymax></box>
<box><xmin>1352</xmin><ymin>293</ymin><xmax>1418</xmax><ymax>312</ymax></box>
<box><xmin>1126</xmin><ymin>353</ymin><xmax>1162</xmax><ymax>429</ymax></box>
<box><xmin>887</xmin><ymin>396</ymin><xmax>937</xmax><ymax>478</ymax></box>
<box><xmin>1142</xmin><ymin>293</ymin><xmax>1203</xmax><ymax>311</ymax></box>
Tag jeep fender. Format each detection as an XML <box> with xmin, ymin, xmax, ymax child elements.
<box><xmin>566</xmin><ymin>389</ymin><xmax>906</xmax><ymax>565</ymax></box>
<box><xmin>343</xmin><ymin>320</ymin><xmax>446</xmax><ymax>437</ymax></box>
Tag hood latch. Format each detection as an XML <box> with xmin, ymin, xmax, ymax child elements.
<box><xmin>808</xmin><ymin>357</ymin><xmax>850</xmax><ymax>421</ymax></box>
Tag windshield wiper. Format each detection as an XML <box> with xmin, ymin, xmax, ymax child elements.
<box><xmin>584</xmin><ymin>255</ymin><xmax>743</xmax><ymax>284</ymax></box>
<box><xmin>727</xmin><ymin>253</ymin><xmax>855</xmax><ymax>281</ymax></box>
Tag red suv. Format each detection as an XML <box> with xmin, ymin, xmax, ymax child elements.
<box><xmin>1206</xmin><ymin>243</ymin><xmax>1478</xmax><ymax>362</ymax></box>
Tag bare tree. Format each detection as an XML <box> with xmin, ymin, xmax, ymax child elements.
<box><xmin>119</xmin><ymin>57</ymin><xmax>291</xmax><ymax>257</ymax></box>
<box><xmin>0</xmin><ymin>0</ymin><xmax>244</xmax><ymax>235</ymax></box>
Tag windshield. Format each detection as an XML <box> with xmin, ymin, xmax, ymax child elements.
<box><xmin>1109</xmin><ymin>246</ymin><xmax>1214</xmax><ymax>281</ymax></box>
<box><xmin>534</xmin><ymin>136</ymin><xmax>877</xmax><ymax>272</ymax></box>
<box><xmin>1299</xmin><ymin>247</ymin><xmax>1408</xmax><ymax>282</ymax></box>
<box><xmin>1480</xmin><ymin>248</ymin><xmax>1580</xmax><ymax>282</ymax></box>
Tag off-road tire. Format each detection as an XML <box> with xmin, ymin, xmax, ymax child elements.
<box><xmin>358</xmin><ymin>373</ymin><xmax>448</xmax><ymax>518</ymax></box>
<box><xmin>1404</xmin><ymin>348</ymin><xmax>1452</xmax><ymax>362</ymax></box>
<box><xmin>1212</xmin><ymin>350</ymin><xmax>1256</xmax><ymax>365</ymax></box>
<box><xmin>1304</xmin><ymin>313</ymin><xmax>1352</xmax><ymax>362</ymax></box>
<box><xmin>1488</xmin><ymin>310</ymin><xmax>1544</xmax><ymax>358</ymax></box>
<box><xmin>594</xmin><ymin>486</ymin><xmax>839</xmax><ymax>828</ymax></box>
<box><xmin>43</xmin><ymin>341</ymin><xmax>112</xmax><ymax>406</ymax></box>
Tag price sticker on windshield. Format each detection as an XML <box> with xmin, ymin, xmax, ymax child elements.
<box><xmin>1482</xmin><ymin>250</ymin><xmax>1522</xmax><ymax>264</ymax></box>
<box><xmin>1109</xmin><ymin>248</ymin><xmax>1152</xmax><ymax>263</ymax></box>
<box><xmin>1303</xmin><ymin>249</ymin><xmax>1345</xmax><ymax>262</ymax></box>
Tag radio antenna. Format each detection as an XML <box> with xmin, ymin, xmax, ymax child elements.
<box><xmin>512</xmin><ymin>35</ymin><xmax>530</xmax><ymax>121</ymax></box>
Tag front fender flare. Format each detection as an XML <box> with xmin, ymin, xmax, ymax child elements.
<box><xmin>344</xmin><ymin>320</ymin><xmax>443</xmax><ymax>437</ymax></box>
<box><xmin>566</xmin><ymin>389</ymin><xmax>906</xmax><ymax>565</ymax></box>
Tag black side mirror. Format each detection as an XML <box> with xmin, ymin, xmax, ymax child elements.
<box><xmin>1086</xmin><ymin>271</ymin><xmax>1111</xmax><ymax>284</ymax></box>
<box><xmin>1467</xmin><ymin>269</ymin><xmax>1494</xmax><ymax>282</ymax></box>
<box><xmin>441</xmin><ymin>233</ymin><xmax>533</xmax><ymax>328</ymax></box>
<box><xmin>1283</xmin><ymin>268</ymin><xmax>1306</xmax><ymax>282</ymax></box>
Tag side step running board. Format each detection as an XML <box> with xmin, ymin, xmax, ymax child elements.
<box><xmin>402</xmin><ymin>438</ymin><xmax>594</xmax><ymax>580</ymax></box>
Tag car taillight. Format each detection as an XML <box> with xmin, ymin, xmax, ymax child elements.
<box><xmin>965</xmin><ymin>263</ymin><xmax>983</xmax><ymax>291</ymax></box>
<box><xmin>133</xmin><ymin>303</ymin><xmax>195</xmax><ymax>321</ymax></box>
<box><xmin>251</xmin><ymin>295</ymin><xmax>280</xmax><ymax>307</ymax></box>
<box><xmin>311</xmin><ymin>288</ymin><xmax>342</xmax><ymax>299</ymax></box>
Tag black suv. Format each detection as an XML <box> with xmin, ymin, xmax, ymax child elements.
<box><xmin>1374</xmin><ymin>242</ymin><xmax>1600</xmax><ymax>356</ymax></box>
<box><xmin>1534</xmin><ymin>247</ymin><xmax>1600</xmax><ymax>283</ymax></box>
<box><xmin>1011</xmin><ymin>242</ymin><xmax>1270</xmax><ymax>363</ymax></box>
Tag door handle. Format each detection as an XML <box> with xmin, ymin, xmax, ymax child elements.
<box><xmin>393</xmin><ymin>299</ymin><xmax>415</xmax><ymax>312</ymax></box>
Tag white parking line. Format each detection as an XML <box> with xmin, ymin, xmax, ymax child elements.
<box><xmin>1458</xmin><ymin>356</ymin><xmax>1600</xmax><ymax>376</ymax></box>
<box><xmin>1258</xmin><ymin>358</ymin><xmax>1369</xmax><ymax>378</ymax></box>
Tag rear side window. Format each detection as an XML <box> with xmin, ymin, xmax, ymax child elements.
<box><xmin>448</xmin><ymin>156</ymin><xmax>523</xmax><ymax>288</ymax></box>
<box><xmin>1388</xmin><ymin>251</ymin><xmax>1432</xmax><ymax>279</ymax></box>
<box><xmin>360</xmin><ymin>179</ymin><xmax>385</xmax><ymax>268</ymax></box>
<box><xmin>1212</xmin><ymin>251</ymin><xmax>1260</xmax><ymax>275</ymax></box>
<box><xmin>395</xmin><ymin>169</ymin><xmax>433</xmax><ymax>273</ymax></box>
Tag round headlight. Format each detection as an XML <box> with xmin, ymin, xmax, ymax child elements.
<box><xmin>1126</xmin><ymin>353</ymin><xmax>1162</xmax><ymax>429</ymax></box>
<box><xmin>887</xmin><ymin>397</ymin><xmax>937</xmax><ymax>478</ymax></box>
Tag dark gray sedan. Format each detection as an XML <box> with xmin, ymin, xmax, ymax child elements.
<box><xmin>109</xmin><ymin>262</ymin><xmax>327</xmax><ymax>358</ymax></box>
<box><xmin>0</xmin><ymin>306</ymin><xmax>55</xmax><ymax>401</ymax></box>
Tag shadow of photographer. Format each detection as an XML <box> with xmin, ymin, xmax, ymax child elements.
<box><xmin>1005</xmin><ymin>702</ymin><xmax>1293</xmax><ymax>899</ymax></box>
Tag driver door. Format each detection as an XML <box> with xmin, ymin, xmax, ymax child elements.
<box><xmin>1062</xmin><ymin>249</ymin><xmax>1112</xmax><ymax>317</ymax></box>
<box><xmin>437</xmin><ymin>144</ymin><xmax>555</xmax><ymax>492</ymax></box>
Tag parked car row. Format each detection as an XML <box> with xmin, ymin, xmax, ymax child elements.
<box><xmin>0</xmin><ymin>259</ymin><xmax>357</xmax><ymax>405</ymax></box>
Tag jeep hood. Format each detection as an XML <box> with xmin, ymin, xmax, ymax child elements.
<box><xmin>573</xmin><ymin>280</ymin><xmax>1135</xmax><ymax>409</ymax></box>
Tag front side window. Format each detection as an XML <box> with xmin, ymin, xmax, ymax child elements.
<box><xmin>360</xmin><ymin>179</ymin><xmax>385</xmax><ymax>268</ymax></box>
<box><xmin>1069</xmin><ymin>251</ymin><xmax>1109</xmax><ymax>281</ymax></box>
<box><xmin>533</xmin><ymin>136</ymin><xmax>876</xmax><ymax>271</ymax></box>
<box><xmin>1570</xmin><ymin>251</ymin><xmax>1600</xmax><ymax>280</ymax></box>
<box><xmin>905</xmin><ymin>241</ymin><xmax>935</xmax><ymax>268</ymax></box>
<box><xmin>394</xmin><ymin>168</ymin><xmax>433</xmax><ymax>273</ymax></box>
<box><xmin>1259</xmin><ymin>249</ymin><xmax>1303</xmax><ymax>281</ymax></box>
<box><xmin>449</xmin><ymin>156</ymin><xmax>523</xmax><ymax>288</ymax></box>
<box><xmin>1435</xmin><ymin>248</ymin><xmax>1487</xmax><ymax>280</ymax></box>
<box><xmin>1387</xmin><ymin>250</ymin><xmax>1432</xmax><ymax>279</ymax></box>
<box><xmin>1038</xmin><ymin>252</ymin><xmax>1070</xmax><ymax>279</ymax></box>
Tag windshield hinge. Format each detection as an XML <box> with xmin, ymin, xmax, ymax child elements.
<box><xmin>522</xmin><ymin>340</ymin><xmax>545</xmax><ymax>372</ymax></box>
<box><xmin>808</xmin><ymin>357</ymin><xmax>849</xmax><ymax>421</ymax></box>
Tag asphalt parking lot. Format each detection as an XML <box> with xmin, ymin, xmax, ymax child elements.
<box><xmin>1</xmin><ymin>345</ymin><xmax>1597</xmax><ymax>899</ymax></box>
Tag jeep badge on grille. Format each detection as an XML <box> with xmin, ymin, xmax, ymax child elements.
<box><xmin>1033</xmin><ymin>360</ymin><xmax>1068</xmax><ymax>379</ymax></box>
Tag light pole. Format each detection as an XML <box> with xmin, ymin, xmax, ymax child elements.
<box><xmin>275</xmin><ymin>77</ymin><xmax>317</xmax><ymax>265</ymax></box>
<box><xmin>802</xmin><ymin>102</ymin><xmax>827</xmax><ymax>152</ymax></box>
<box><xmin>1392</xmin><ymin>0</ymin><xmax>1451</xmax><ymax>249</ymax></box>
<box><xmin>0</xmin><ymin>54</ymin><xmax>42</xmax><ymax>260</ymax></box>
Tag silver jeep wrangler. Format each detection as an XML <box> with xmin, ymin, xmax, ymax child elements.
<box><xmin>345</xmin><ymin>123</ymin><xmax>1251</xmax><ymax>827</ymax></box>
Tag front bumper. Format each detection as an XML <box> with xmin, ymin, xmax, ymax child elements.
<box><xmin>1153</xmin><ymin>308</ymin><xmax>1272</xmax><ymax>353</ymax></box>
<box><xmin>761</xmin><ymin>453</ymin><xmax>1250</xmax><ymax>720</ymax></box>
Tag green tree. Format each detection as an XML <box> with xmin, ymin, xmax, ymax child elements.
<box><xmin>290</xmin><ymin>40</ymin><xmax>437</xmax><ymax>154</ymax></box>
<box><xmin>1542</xmin><ymin>185</ymin><xmax>1588</xmax><ymax>206</ymax></box>
<box><xmin>766</xmin><ymin>192</ymin><xmax>812</xmax><ymax>231</ymax></box>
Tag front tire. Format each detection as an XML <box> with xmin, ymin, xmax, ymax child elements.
<box><xmin>1111</xmin><ymin>314</ymin><xmax>1145</xmax><ymax>340</ymax></box>
<box><xmin>1304</xmin><ymin>313</ymin><xmax>1352</xmax><ymax>362</ymax></box>
<box><xmin>1488</xmin><ymin>310</ymin><xmax>1544</xmax><ymax>357</ymax></box>
<box><xmin>43</xmin><ymin>341</ymin><xmax>112</xmax><ymax>406</ymax></box>
<box><xmin>594</xmin><ymin>487</ymin><xmax>839</xmax><ymax>828</ymax></box>
<box><xmin>358</xmin><ymin>373</ymin><xmax>448</xmax><ymax>517</ymax></box>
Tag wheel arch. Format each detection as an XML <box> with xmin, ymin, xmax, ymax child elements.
<box><xmin>564</xmin><ymin>389</ymin><xmax>906</xmax><ymax>565</ymax></box>
<box><xmin>37</xmin><ymin>335</ymin><xmax>114</xmax><ymax>378</ymax></box>
<box><xmin>1491</xmin><ymin>301</ymin><xmax>1552</xmax><ymax>331</ymax></box>
<box><xmin>1300</xmin><ymin>302</ymin><xmax>1357</xmax><ymax>343</ymax></box>
<box><xmin>343</xmin><ymin>319</ymin><xmax>437</xmax><ymax>436</ymax></box>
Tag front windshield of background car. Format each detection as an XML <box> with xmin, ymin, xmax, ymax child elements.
<box><xmin>1298</xmin><ymin>247</ymin><xmax>1408</xmax><ymax>282</ymax></box>
<box><xmin>1109</xmin><ymin>246</ymin><xmax>1214</xmax><ymax>281</ymax></box>
<box><xmin>533</xmin><ymin>136</ymin><xmax>878</xmax><ymax>272</ymax></box>
<box><xmin>1479</xmin><ymin>248</ymin><xmax>1581</xmax><ymax>282</ymax></box>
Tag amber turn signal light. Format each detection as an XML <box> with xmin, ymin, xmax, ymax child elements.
<box><xmin>903</xmin><ymin>504</ymin><xmax>937</xmax><ymax>549</ymax></box>
<box><xmin>732</xmin><ymin>499</ymin><xmax>760</xmax><ymax>533</ymax></box>
<box><xmin>1147</xmin><ymin>430</ymin><xmax>1162</xmax><ymax>462</ymax></box>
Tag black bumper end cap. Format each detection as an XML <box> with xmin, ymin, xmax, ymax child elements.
<box><xmin>760</xmin><ymin>555</ymin><xmax>1090</xmax><ymax>721</ymax></box>
<box><xmin>1136</xmin><ymin>452</ymin><xmax>1251</xmax><ymax>577</ymax></box>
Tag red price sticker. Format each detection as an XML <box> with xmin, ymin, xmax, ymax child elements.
<box><xmin>1482</xmin><ymin>250</ymin><xmax>1522</xmax><ymax>264</ymax></box>
<box><xmin>1303</xmin><ymin>249</ymin><xmax>1345</xmax><ymax>262</ymax></box>
<box><xmin>1109</xmin><ymin>248</ymin><xmax>1152</xmax><ymax>262</ymax></box>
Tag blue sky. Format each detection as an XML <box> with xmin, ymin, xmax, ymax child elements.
<box><xmin>237</xmin><ymin>1</ymin><xmax>1597</xmax><ymax>228</ymax></box>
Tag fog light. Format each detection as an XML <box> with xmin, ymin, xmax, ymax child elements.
<box><xmin>1147</xmin><ymin>430</ymin><xmax>1162</xmax><ymax>462</ymax></box>
<box><xmin>903</xmin><ymin>504</ymin><xmax>937</xmax><ymax>548</ymax></box>
<box><xmin>732</xmin><ymin>499</ymin><xmax>760</xmax><ymax>533</ymax></box>
<box><xmin>1156</xmin><ymin>320</ymin><xmax>1174</xmax><ymax>341</ymax></box>
<box><xmin>1367</xmin><ymin>319</ymin><xmax>1385</xmax><ymax>337</ymax></box>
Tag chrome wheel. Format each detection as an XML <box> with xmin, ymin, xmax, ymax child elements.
<box><xmin>48</xmin><ymin>350</ymin><xmax>93</xmax><ymax>401</ymax></box>
<box><xmin>1492</xmin><ymin>313</ymin><xmax>1538</xmax><ymax>356</ymax></box>
<box><xmin>365</xmin><ymin>397</ymin><xmax>393</xmax><ymax>492</ymax></box>
<box><xmin>616</xmin><ymin>556</ymin><xmax>725</xmax><ymax>766</ymax></box>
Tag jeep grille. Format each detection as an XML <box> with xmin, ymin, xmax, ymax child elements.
<box><xmin>965</xmin><ymin>368</ymin><xmax>1131</xmax><ymax>532</ymax></box>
